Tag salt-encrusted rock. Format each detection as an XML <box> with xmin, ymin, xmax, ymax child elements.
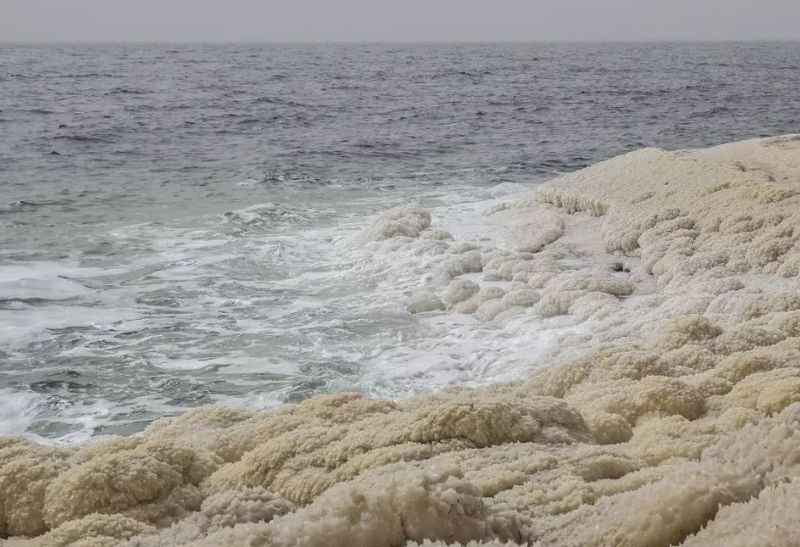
<box><xmin>512</xmin><ymin>211</ymin><xmax>565</xmax><ymax>253</ymax></box>
<box><xmin>407</xmin><ymin>291</ymin><xmax>446</xmax><ymax>314</ymax></box>
<box><xmin>450</xmin><ymin>241</ymin><xmax>480</xmax><ymax>254</ymax></box>
<box><xmin>364</xmin><ymin>207</ymin><xmax>432</xmax><ymax>240</ymax></box>
<box><xmin>444</xmin><ymin>279</ymin><xmax>480</xmax><ymax>307</ymax></box>
<box><xmin>475</xmin><ymin>299</ymin><xmax>507</xmax><ymax>322</ymax></box>
<box><xmin>501</xmin><ymin>289</ymin><xmax>541</xmax><ymax>308</ymax></box>
<box><xmin>444</xmin><ymin>251</ymin><xmax>484</xmax><ymax>278</ymax></box>
<box><xmin>454</xmin><ymin>287</ymin><xmax>507</xmax><ymax>315</ymax></box>
<box><xmin>421</xmin><ymin>229</ymin><xmax>454</xmax><ymax>241</ymax></box>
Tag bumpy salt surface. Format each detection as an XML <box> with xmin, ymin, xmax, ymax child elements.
<box><xmin>4</xmin><ymin>135</ymin><xmax>800</xmax><ymax>547</ymax></box>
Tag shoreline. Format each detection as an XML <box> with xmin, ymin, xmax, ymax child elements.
<box><xmin>4</xmin><ymin>134</ymin><xmax>800</xmax><ymax>546</ymax></box>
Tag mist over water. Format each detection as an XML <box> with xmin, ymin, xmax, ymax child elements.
<box><xmin>2</xmin><ymin>42</ymin><xmax>800</xmax><ymax>442</ymax></box>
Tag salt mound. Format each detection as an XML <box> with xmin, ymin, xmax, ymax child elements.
<box><xmin>5</xmin><ymin>135</ymin><xmax>800</xmax><ymax>546</ymax></box>
<box><xmin>363</xmin><ymin>207</ymin><xmax>433</xmax><ymax>241</ymax></box>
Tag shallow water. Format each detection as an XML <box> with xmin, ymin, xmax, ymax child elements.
<box><xmin>2</xmin><ymin>42</ymin><xmax>800</xmax><ymax>442</ymax></box>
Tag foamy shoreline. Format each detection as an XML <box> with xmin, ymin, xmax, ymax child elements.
<box><xmin>4</xmin><ymin>135</ymin><xmax>800</xmax><ymax>546</ymax></box>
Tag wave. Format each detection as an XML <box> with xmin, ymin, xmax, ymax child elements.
<box><xmin>0</xmin><ymin>389</ymin><xmax>42</xmax><ymax>436</ymax></box>
<box><xmin>252</xmin><ymin>96</ymin><xmax>313</xmax><ymax>110</ymax></box>
<box><xmin>53</xmin><ymin>134</ymin><xmax>114</xmax><ymax>144</ymax></box>
<box><xmin>48</xmin><ymin>72</ymin><xmax>117</xmax><ymax>80</ymax></box>
<box><xmin>221</xmin><ymin>203</ymin><xmax>313</xmax><ymax>234</ymax></box>
<box><xmin>0</xmin><ymin>200</ymin><xmax>43</xmax><ymax>214</ymax></box>
<box><xmin>23</xmin><ymin>108</ymin><xmax>58</xmax><ymax>115</ymax></box>
<box><xmin>259</xmin><ymin>169</ymin><xmax>327</xmax><ymax>186</ymax></box>
<box><xmin>690</xmin><ymin>105</ymin><xmax>733</xmax><ymax>119</ymax></box>
<box><xmin>0</xmin><ymin>277</ymin><xmax>91</xmax><ymax>304</ymax></box>
<box><xmin>105</xmin><ymin>87</ymin><xmax>151</xmax><ymax>96</ymax></box>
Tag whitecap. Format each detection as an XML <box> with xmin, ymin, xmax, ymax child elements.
<box><xmin>0</xmin><ymin>389</ymin><xmax>42</xmax><ymax>436</ymax></box>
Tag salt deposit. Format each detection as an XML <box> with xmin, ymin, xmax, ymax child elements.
<box><xmin>4</xmin><ymin>135</ymin><xmax>800</xmax><ymax>546</ymax></box>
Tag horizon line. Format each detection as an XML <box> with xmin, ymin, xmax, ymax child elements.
<box><xmin>2</xmin><ymin>38</ymin><xmax>800</xmax><ymax>46</ymax></box>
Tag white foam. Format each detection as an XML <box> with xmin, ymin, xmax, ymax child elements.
<box><xmin>0</xmin><ymin>389</ymin><xmax>41</xmax><ymax>436</ymax></box>
<box><xmin>0</xmin><ymin>305</ymin><xmax>138</xmax><ymax>346</ymax></box>
<box><xmin>0</xmin><ymin>276</ymin><xmax>92</xmax><ymax>301</ymax></box>
<box><xmin>0</xmin><ymin>261</ymin><xmax>117</xmax><ymax>284</ymax></box>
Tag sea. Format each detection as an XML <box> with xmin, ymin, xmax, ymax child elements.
<box><xmin>2</xmin><ymin>42</ymin><xmax>799</xmax><ymax>443</ymax></box>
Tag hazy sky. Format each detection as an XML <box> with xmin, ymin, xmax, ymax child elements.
<box><xmin>2</xmin><ymin>0</ymin><xmax>799</xmax><ymax>43</ymax></box>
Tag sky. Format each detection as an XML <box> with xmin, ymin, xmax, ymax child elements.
<box><xmin>1</xmin><ymin>0</ymin><xmax>799</xmax><ymax>43</ymax></box>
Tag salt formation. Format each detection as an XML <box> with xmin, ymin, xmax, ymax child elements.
<box><xmin>363</xmin><ymin>207</ymin><xmax>433</xmax><ymax>241</ymax></box>
<box><xmin>4</xmin><ymin>135</ymin><xmax>800</xmax><ymax>546</ymax></box>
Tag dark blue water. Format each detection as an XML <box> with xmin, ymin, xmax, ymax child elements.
<box><xmin>1</xmin><ymin>42</ymin><xmax>799</xmax><ymax>442</ymax></box>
